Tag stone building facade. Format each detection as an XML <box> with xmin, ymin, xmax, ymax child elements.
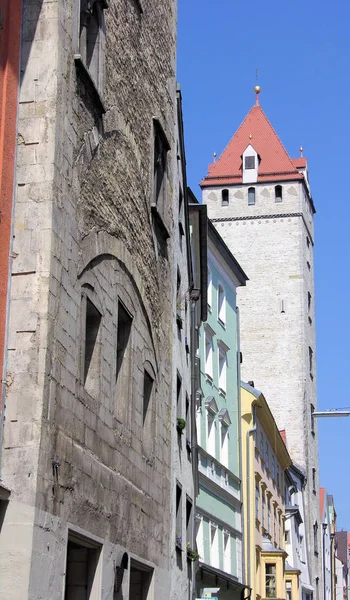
<box><xmin>200</xmin><ymin>91</ymin><xmax>321</xmax><ymax>597</ymax></box>
<box><xmin>0</xmin><ymin>0</ymin><xmax>180</xmax><ymax>598</ymax></box>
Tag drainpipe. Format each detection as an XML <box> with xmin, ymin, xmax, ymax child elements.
<box><xmin>190</xmin><ymin>297</ymin><xmax>198</xmax><ymax>600</ymax></box>
<box><xmin>237</xmin><ymin>307</ymin><xmax>245</xmax><ymax>586</ymax></box>
<box><xmin>246</xmin><ymin>403</ymin><xmax>257</xmax><ymax>589</ymax></box>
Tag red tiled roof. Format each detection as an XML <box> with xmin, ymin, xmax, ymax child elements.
<box><xmin>292</xmin><ymin>158</ymin><xmax>307</xmax><ymax>169</ymax></box>
<box><xmin>320</xmin><ymin>487</ymin><xmax>325</xmax><ymax>520</ymax></box>
<box><xmin>200</xmin><ymin>105</ymin><xmax>306</xmax><ymax>187</ymax></box>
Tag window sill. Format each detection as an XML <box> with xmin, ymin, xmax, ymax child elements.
<box><xmin>151</xmin><ymin>204</ymin><xmax>170</xmax><ymax>240</ymax></box>
<box><xmin>218</xmin><ymin>318</ymin><xmax>226</xmax><ymax>329</ymax></box>
<box><xmin>205</xmin><ymin>373</ymin><xmax>213</xmax><ymax>385</ymax></box>
<box><xmin>219</xmin><ymin>387</ymin><xmax>226</xmax><ymax>398</ymax></box>
<box><xmin>74</xmin><ymin>54</ymin><xmax>106</xmax><ymax>114</ymax></box>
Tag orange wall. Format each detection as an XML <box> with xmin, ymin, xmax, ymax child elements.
<box><xmin>0</xmin><ymin>0</ymin><xmax>22</xmax><ymax>410</ymax></box>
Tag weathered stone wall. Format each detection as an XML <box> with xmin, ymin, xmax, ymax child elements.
<box><xmin>0</xmin><ymin>0</ymin><xmax>177</xmax><ymax>597</ymax></box>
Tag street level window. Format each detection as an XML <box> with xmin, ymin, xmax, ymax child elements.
<box><xmin>129</xmin><ymin>560</ymin><xmax>153</xmax><ymax>600</ymax></box>
<box><xmin>64</xmin><ymin>533</ymin><xmax>102</xmax><ymax>600</ymax></box>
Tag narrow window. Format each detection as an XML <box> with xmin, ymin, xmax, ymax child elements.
<box><xmin>65</xmin><ymin>534</ymin><xmax>102</xmax><ymax>600</ymax></box>
<box><xmin>308</xmin><ymin>292</ymin><xmax>312</xmax><ymax>312</ymax></box>
<box><xmin>262</xmin><ymin>492</ymin><xmax>265</xmax><ymax>527</ymax></box>
<box><xmin>275</xmin><ymin>185</ymin><xmax>282</xmax><ymax>202</ymax></box>
<box><xmin>116</xmin><ymin>301</ymin><xmax>132</xmax><ymax>385</ymax></box>
<box><xmin>176</xmin><ymin>374</ymin><xmax>182</xmax><ymax>419</ymax></box>
<box><xmin>176</xmin><ymin>484</ymin><xmax>182</xmax><ymax>543</ymax></box>
<box><xmin>309</xmin><ymin>346</ymin><xmax>313</xmax><ymax>376</ymax></box>
<box><xmin>207</xmin><ymin>412</ymin><xmax>216</xmax><ymax>458</ymax></box>
<box><xmin>255</xmin><ymin>484</ymin><xmax>260</xmax><ymax>518</ymax></box>
<box><xmin>248</xmin><ymin>187</ymin><xmax>256</xmax><ymax>206</ymax></box>
<box><xmin>185</xmin><ymin>394</ymin><xmax>191</xmax><ymax>449</ymax></box>
<box><xmin>218</xmin><ymin>284</ymin><xmax>226</xmax><ymax>325</ymax></box>
<box><xmin>84</xmin><ymin>298</ymin><xmax>102</xmax><ymax>397</ymax></box>
<box><xmin>271</xmin><ymin>454</ymin><xmax>276</xmax><ymax>480</ymax></box>
<box><xmin>265</xmin><ymin>441</ymin><xmax>269</xmax><ymax>469</ymax></box>
<box><xmin>129</xmin><ymin>560</ymin><xmax>153</xmax><ymax>599</ymax></box>
<box><xmin>221</xmin><ymin>188</ymin><xmax>229</xmax><ymax>206</ymax></box>
<box><xmin>223</xmin><ymin>531</ymin><xmax>231</xmax><ymax>573</ymax></box>
<box><xmin>311</xmin><ymin>404</ymin><xmax>315</xmax><ymax>434</ymax></box>
<box><xmin>207</xmin><ymin>268</ymin><xmax>212</xmax><ymax>310</ymax></box>
<box><xmin>142</xmin><ymin>367</ymin><xmax>155</xmax><ymax>456</ymax></box>
<box><xmin>195</xmin><ymin>516</ymin><xmax>204</xmax><ymax>562</ymax></box>
<box><xmin>116</xmin><ymin>301</ymin><xmax>132</xmax><ymax>417</ymax></box>
<box><xmin>79</xmin><ymin>0</ymin><xmax>106</xmax><ymax>90</ymax></box>
<box><xmin>205</xmin><ymin>331</ymin><xmax>213</xmax><ymax>379</ymax></box>
<box><xmin>265</xmin><ymin>563</ymin><xmax>277</xmax><ymax>598</ymax></box>
<box><xmin>312</xmin><ymin>468</ymin><xmax>316</xmax><ymax>493</ymax></box>
<box><xmin>210</xmin><ymin>524</ymin><xmax>219</xmax><ymax>568</ymax></box>
<box><xmin>186</xmin><ymin>497</ymin><xmax>192</xmax><ymax>545</ymax></box>
<box><xmin>220</xmin><ymin>423</ymin><xmax>228</xmax><ymax>468</ymax></box>
<box><xmin>218</xmin><ymin>347</ymin><xmax>227</xmax><ymax>393</ymax></box>
<box><xmin>153</xmin><ymin>121</ymin><xmax>169</xmax><ymax>212</ymax></box>
<box><xmin>286</xmin><ymin>581</ymin><xmax>292</xmax><ymax>600</ymax></box>
<box><xmin>306</xmin><ymin>236</ymin><xmax>310</xmax><ymax>248</ymax></box>
<box><xmin>267</xmin><ymin>497</ymin><xmax>271</xmax><ymax>534</ymax></box>
<box><xmin>245</xmin><ymin>156</ymin><xmax>255</xmax><ymax>169</ymax></box>
<box><xmin>313</xmin><ymin>521</ymin><xmax>319</xmax><ymax>554</ymax></box>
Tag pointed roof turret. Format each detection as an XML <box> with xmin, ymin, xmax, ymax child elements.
<box><xmin>201</xmin><ymin>93</ymin><xmax>308</xmax><ymax>188</ymax></box>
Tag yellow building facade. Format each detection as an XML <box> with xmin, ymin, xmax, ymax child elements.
<box><xmin>241</xmin><ymin>382</ymin><xmax>296</xmax><ymax>600</ymax></box>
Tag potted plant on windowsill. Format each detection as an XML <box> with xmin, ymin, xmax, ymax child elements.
<box><xmin>176</xmin><ymin>418</ymin><xmax>186</xmax><ymax>433</ymax></box>
<box><xmin>186</xmin><ymin>543</ymin><xmax>200</xmax><ymax>562</ymax></box>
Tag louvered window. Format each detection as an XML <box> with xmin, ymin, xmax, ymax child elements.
<box><xmin>245</xmin><ymin>156</ymin><xmax>255</xmax><ymax>169</ymax></box>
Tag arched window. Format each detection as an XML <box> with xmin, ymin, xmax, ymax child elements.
<box><xmin>218</xmin><ymin>284</ymin><xmax>226</xmax><ymax>325</ymax></box>
<box><xmin>248</xmin><ymin>187</ymin><xmax>255</xmax><ymax>206</ymax></box>
<box><xmin>221</xmin><ymin>189</ymin><xmax>229</xmax><ymax>206</ymax></box>
<box><xmin>275</xmin><ymin>185</ymin><xmax>282</xmax><ymax>202</ymax></box>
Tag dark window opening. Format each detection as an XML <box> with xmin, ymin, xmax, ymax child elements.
<box><xmin>312</xmin><ymin>468</ymin><xmax>316</xmax><ymax>493</ymax></box>
<box><xmin>186</xmin><ymin>497</ymin><xmax>193</xmax><ymax>545</ymax></box>
<box><xmin>314</xmin><ymin>522</ymin><xmax>319</xmax><ymax>555</ymax></box>
<box><xmin>275</xmin><ymin>185</ymin><xmax>282</xmax><ymax>202</ymax></box>
<box><xmin>153</xmin><ymin>122</ymin><xmax>169</xmax><ymax>212</ymax></box>
<box><xmin>176</xmin><ymin>483</ymin><xmax>182</xmax><ymax>543</ymax></box>
<box><xmin>84</xmin><ymin>298</ymin><xmax>102</xmax><ymax>396</ymax></box>
<box><xmin>176</xmin><ymin>374</ymin><xmax>182</xmax><ymax>419</ymax></box>
<box><xmin>245</xmin><ymin>156</ymin><xmax>255</xmax><ymax>170</ymax></box>
<box><xmin>116</xmin><ymin>301</ymin><xmax>132</xmax><ymax>384</ymax></box>
<box><xmin>248</xmin><ymin>187</ymin><xmax>256</xmax><ymax>206</ymax></box>
<box><xmin>129</xmin><ymin>560</ymin><xmax>153</xmax><ymax>600</ymax></box>
<box><xmin>311</xmin><ymin>404</ymin><xmax>315</xmax><ymax>434</ymax></box>
<box><xmin>221</xmin><ymin>189</ymin><xmax>229</xmax><ymax>206</ymax></box>
<box><xmin>79</xmin><ymin>0</ymin><xmax>105</xmax><ymax>88</ymax></box>
<box><xmin>309</xmin><ymin>346</ymin><xmax>313</xmax><ymax>376</ymax></box>
<box><xmin>143</xmin><ymin>370</ymin><xmax>153</xmax><ymax>425</ymax></box>
<box><xmin>64</xmin><ymin>535</ymin><xmax>101</xmax><ymax>600</ymax></box>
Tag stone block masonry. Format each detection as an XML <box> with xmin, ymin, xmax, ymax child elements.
<box><xmin>0</xmin><ymin>0</ymin><xmax>177</xmax><ymax>597</ymax></box>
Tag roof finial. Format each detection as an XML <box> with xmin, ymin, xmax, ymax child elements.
<box><xmin>299</xmin><ymin>146</ymin><xmax>303</xmax><ymax>157</ymax></box>
<box><xmin>254</xmin><ymin>68</ymin><xmax>261</xmax><ymax>106</ymax></box>
<box><xmin>213</xmin><ymin>152</ymin><xmax>217</xmax><ymax>163</ymax></box>
<box><xmin>254</xmin><ymin>85</ymin><xmax>261</xmax><ymax>106</ymax></box>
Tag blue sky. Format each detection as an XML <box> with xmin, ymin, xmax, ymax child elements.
<box><xmin>177</xmin><ymin>0</ymin><xmax>350</xmax><ymax>530</ymax></box>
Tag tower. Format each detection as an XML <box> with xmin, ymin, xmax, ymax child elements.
<box><xmin>201</xmin><ymin>88</ymin><xmax>321</xmax><ymax>596</ymax></box>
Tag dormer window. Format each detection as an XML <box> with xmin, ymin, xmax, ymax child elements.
<box><xmin>221</xmin><ymin>189</ymin><xmax>229</xmax><ymax>206</ymax></box>
<box><xmin>248</xmin><ymin>187</ymin><xmax>256</xmax><ymax>206</ymax></box>
<box><xmin>275</xmin><ymin>185</ymin><xmax>282</xmax><ymax>203</ymax></box>
<box><xmin>245</xmin><ymin>156</ymin><xmax>255</xmax><ymax>170</ymax></box>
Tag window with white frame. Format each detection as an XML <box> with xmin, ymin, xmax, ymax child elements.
<box><xmin>195</xmin><ymin>515</ymin><xmax>204</xmax><ymax>562</ymax></box>
<box><xmin>220</xmin><ymin>423</ymin><xmax>229</xmax><ymax>468</ymax></box>
<box><xmin>223</xmin><ymin>531</ymin><xmax>231</xmax><ymax>574</ymax></box>
<box><xmin>204</xmin><ymin>328</ymin><xmax>214</xmax><ymax>379</ymax></box>
<box><xmin>218</xmin><ymin>408</ymin><xmax>231</xmax><ymax>469</ymax></box>
<box><xmin>207</xmin><ymin>268</ymin><xmax>212</xmax><ymax>310</ymax></box>
<box><xmin>256</xmin><ymin>484</ymin><xmax>260</xmax><ymax>518</ymax></box>
<box><xmin>196</xmin><ymin>406</ymin><xmax>202</xmax><ymax>447</ymax></box>
<box><xmin>218</xmin><ymin>346</ymin><xmax>227</xmax><ymax>393</ymax></box>
<box><xmin>207</xmin><ymin>412</ymin><xmax>216</xmax><ymax>458</ymax></box>
<box><xmin>217</xmin><ymin>284</ymin><xmax>226</xmax><ymax>325</ymax></box>
<box><xmin>210</xmin><ymin>523</ymin><xmax>219</xmax><ymax>569</ymax></box>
